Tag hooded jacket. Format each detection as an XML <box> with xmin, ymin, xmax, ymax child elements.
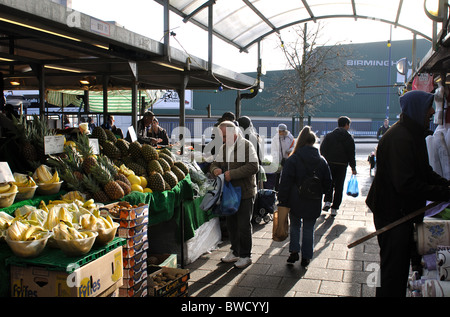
<box><xmin>320</xmin><ymin>127</ymin><xmax>356</xmax><ymax>170</ymax></box>
<box><xmin>278</xmin><ymin>146</ymin><xmax>332</xmax><ymax>220</ymax></box>
<box><xmin>366</xmin><ymin>90</ymin><xmax>450</xmax><ymax>224</ymax></box>
<box><xmin>271</xmin><ymin>131</ymin><xmax>295</xmax><ymax>162</ymax></box>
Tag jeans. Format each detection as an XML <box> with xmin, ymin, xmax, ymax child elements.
<box><xmin>324</xmin><ymin>163</ymin><xmax>347</xmax><ymax>210</ymax></box>
<box><xmin>288</xmin><ymin>214</ymin><xmax>316</xmax><ymax>259</ymax></box>
<box><xmin>226</xmin><ymin>197</ymin><xmax>255</xmax><ymax>258</ymax></box>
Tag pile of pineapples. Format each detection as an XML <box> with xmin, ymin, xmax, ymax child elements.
<box><xmin>48</xmin><ymin>127</ymin><xmax>189</xmax><ymax>203</ymax></box>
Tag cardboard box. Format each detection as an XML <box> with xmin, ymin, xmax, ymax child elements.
<box><xmin>123</xmin><ymin>251</ymin><xmax>147</xmax><ymax>268</ymax></box>
<box><xmin>122</xmin><ymin>269</ymin><xmax>147</xmax><ymax>288</ymax></box>
<box><xmin>117</xmin><ymin>222</ymin><xmax>147</xmax><ymax>238</ymax></box>
<box><xmin>10</xmin><ymin>247</ymin><xmax>123</xmax><ymax>297</ymax></box>
<box><xmin>148</xmin><ymin>267</ymin><xmax>189</xmax><ymax>297</ymax></box>
<box><xmin>122</xmin><ymin>241</ymin><xmax>148</xmax><ymax>259</ymax></box>
<box><xmin>119</xmin><ymin>278</ymin><xmax>147</xmax><ymax>297</ymax></box>
<box><xmin>147</xmin><ymin>254</ymin><xmax>177</xmax><ymax>268</ymax></box>
<box><xmin>123</xmin><ymin>231</ymin><xmax>147</xmax><ymax>248</ymax></box>
<box><xmin>123</xmin><ymin>260</ymin><xmax>147</xmax><ymax>279</ymax></box>
<box><xmin>119</xmin><ymin>216</ymin><xmax>148</xmax><ymax>229</ymax></box>
<box><xmin>101</xmin><ymin>203</ymin><xmax>148</xmax><ymax>220</ymax></box>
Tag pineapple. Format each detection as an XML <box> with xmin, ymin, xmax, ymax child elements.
<box><xmin>81</xmin><ymin>174</ymin><xmax>110</xmax><ymax>203</ymax></box>
<box><xmin>92</xmin><ymin>126</ymin><xmax>107</xmax><ymax>145</ymax></box>
<box><xmin>148</xmin><ymin>173</ymin><xmax>165</xmax><ymax>192</ymax></box>
<box><xmin>91</xmin><ymin>163</ymin><xmax>124</xmax><ymax>201</ymax></box>
<box><xmin>128</xmin><ymin>141</ymin><xmax>142</xmax><ymax>160</ymax></box>
<box><xmin>115</xmin><ymin>139</ymin><xmax>130</xmax><ymax>157</ymax></box>
<box><xmin>97</xmin><ymin>155</ymin><xmax>132</xmax><ymax>189</ymax></box>
<box><xmin>102</xmin><ymin>140</ymin><xmax>121</xmax><ymax>160</ymax></box>
<box><xmin>75</xmin><ymin>133</ymin><xmax>98</xmax><ymax>174</ymax></box>
<box><xmin>141</xmin><ymin>144</ymin><xmax>159</xmax><ymax>162</ymax></box>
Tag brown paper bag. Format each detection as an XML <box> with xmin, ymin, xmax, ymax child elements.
<box><xmin>272</xmin><ymin>206</ymin><xmax>290</xmax><ymax>242</ymax></box>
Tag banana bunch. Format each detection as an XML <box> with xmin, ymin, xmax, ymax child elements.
<box><xmin>80</xmin><ymin>213</ymin><xmax>115</xmax><ymax>231</ymax></box>
<box><xmin>34</xmin><ymin>165</ymin><xmax>60</xmax><ymax>184</ymax></box>
<box><xmin>0</xmin><ymin>211</ymin><xmax>14</xmax><ymax>230</ymax></box>
<box><xmin>61</xmin><ymin>191</ymin><xmax>85</xmax><ymax>203</ymax></box>
<box><xmin>0</xmin><ymin>183</ymin><xmax>18</xmax><ymax>195</ymax></box>
<box><xmin>53</xmin><ymin>221</ymin><xmax>96</xmax><ymax>240</ymax></box>
<box><xmin>13</xmin><ymin>172</ymin><xmax>37</xmax><ymax>188</ymax></box>
<box><xmin>7</xmin><ymin>220</ymin><xmax>49</xmax><ymax>241</ymax></box>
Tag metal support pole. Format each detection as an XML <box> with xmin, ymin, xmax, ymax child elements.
<box><xmin>208</xmin><ymin>2</ymin><xmax>213</xmax><ymax>74</ymax></box>
<box><xmin>0</xmin><ymin>73</ymin><xmax>4</xmax><ymax>112</ymax></box>
<box><xmin>38</xmin><ymin>65</ymin><xmax>45</xmax><ymax>121</ymax></box>
<box><xmin>102</xmin><ymin>75</ymin><xmax>109</xmax><ymax>123</ymax></box>
<box><xmin>84</xmin><ymin>90</ymin><xmax>89</xmax><ymax>113</ymax></box>
<box><xmin>131</xmin><ymin>79</ymin><xmax>138</xmax><ymax>132</ymax></box>
<box><xmin>163</xmin><ymin>0</ymin><xmax>171</xmax><ymax>62</ymax></box>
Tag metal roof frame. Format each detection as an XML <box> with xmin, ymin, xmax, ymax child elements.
<box><xmin>155</xmin><ymin>0</ymin><xmax>434</xmax><ymax>53</ymax></box>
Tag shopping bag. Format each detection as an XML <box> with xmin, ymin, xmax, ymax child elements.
<box><xmin>346</xmin><ymin>175</ymin><xmax>359</xmax><ymax>197</ymax></box>
<box><xmin>200</xmin><ymin>174</ymin><xmax>224</xmax><ymax>212</ymax></box>
<box><xmin>272</xmin><ymin>206</ymin><xmax>290</xmax><ymax>242</ymax></box>
<box><xmin>216</xmin><ymin>181</ymin><xmax>241</xmax><ymax>216</ymax></box>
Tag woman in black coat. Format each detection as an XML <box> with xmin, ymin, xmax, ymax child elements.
<box><xmin>278</xmin><ymin>126</ymin><xmax>332</xmax><ymax>267</ymax></box>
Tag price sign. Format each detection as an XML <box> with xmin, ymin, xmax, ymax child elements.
<box><xmin>89</xmin><ymin>138</ymin><xmax>100</xmax><ymax>155</ymax></box>
<box><xmin>44</xmin><ymin>135</ymin><xmax>65</xmax><ymax>155</ymax></box>
<box><xmin>128</xmin><ymin>126</ymin><xmax>137</xmax><ymax>142</ymax></box>
<box><xmin>0</xmin><ymin>162</ymin><xmax>14</xmax><ymax>183</ymax></box>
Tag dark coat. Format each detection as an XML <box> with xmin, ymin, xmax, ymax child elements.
<box><xmin>278</xmin><ymin>146</ymin><xmax>332</xmax><ymax>220</ymax></box>
<box><xmin>320</xmin><ymin>127</ymin><xmax>356</xmax><ymax>170</ymax></box>
<box><xmin>366</xmin><ymin>114</ymin><xmax>450</xmax><ymax>224</ymax></box>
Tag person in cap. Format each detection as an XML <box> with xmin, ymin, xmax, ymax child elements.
<box><xmin>366</xmin><ymin>90</ymin><xmax>450</xmax><ymax>297</ymax></box>
<box><xmin>320</xmin><ymin>116</ymin><xmax>357</xmax><ymax>216</ymax></box>
<box><xmin>271</xmin><ymin>123</ymin><xmax>295</xmax><ymax>190</ymax></box>
<box><xmin>210</xmin><ymin>120</ymin><xmax>259</xmax><ymax>269</ymax></box>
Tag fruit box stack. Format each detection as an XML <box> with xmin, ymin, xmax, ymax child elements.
<box><xmin>102</xmin><ymin>202</ymin><xmax>149</xmax><ymax>297</ymax></box>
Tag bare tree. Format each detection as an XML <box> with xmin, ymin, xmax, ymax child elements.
<box><xmin>268</xmin><ymin>23</ymin><xmax>358</xmax><ymax>131</ymax></box>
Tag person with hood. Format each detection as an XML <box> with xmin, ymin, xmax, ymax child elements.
<box><xmin>366</xmin><ymin>90</ymin><xmax>450</xmax><ymax>297</ymax></box>
<box><xmin>271</xmin><ymin>123</ymin><xmax>295</xmax><ymax>190</ymax></box>
<box><xmin>278</xmin><ymin>126</ymin><xmax>332</xmax><ymax>267</ymax></box>
<box><xmin>320</xmin><ymin>116</ymin><xmax>357</xmax><ymax>216</ymax></box>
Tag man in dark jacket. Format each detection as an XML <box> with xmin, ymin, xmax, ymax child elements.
<box><xmin>366</xmin><ymin>90</ymin><xmax>450</xmax><ymax>297</ymax></box>
<box><xmin>320</xmin><ymin>116</ymin><xmax>357</xmax><ymax>216</ymax></box>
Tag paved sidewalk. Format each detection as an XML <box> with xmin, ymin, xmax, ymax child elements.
<box><xmin>186</xmin><ymin>159</ymin><xmax>380</xmax><ymax>297</ymax></box>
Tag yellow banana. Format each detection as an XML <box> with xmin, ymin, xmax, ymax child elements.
<box><xmin>0</xmin><ymin>183</ymin><xmax>11</xmax><ymax>193</ymax></box>
<box><xmin>5</xmin><ymin>184</ymin><xmax>18</xmax><ymax>194</ymax></box>
<box><xmin>35</xmin><ymin>165</ymin><xmax>52</xmax><ymax>183</ymax></box>
<box><xmin>68</xmin><ymin>227</ymin><xmax>83</xmax><ymax>239</ymax></box>
<box><xmin>83</xmin><ymin>230</ymin><xmax>96</xmax><ymax>238</ymax></box>
<box><xmin>83</xmin><ymin>199</ymin><xmax>95</xmax><ymax>208</ymax></box>
<box><xmin>7</xmin><ymin>221</ymin><xmax>30</xmax><ymax>241</ymax></box>
<box><xmin>106</xmin><ymin>215</ymin><xmax>114</xmax><ymax>228</ymax></box>
<box><xmin>22</xmin><ymin>225</ymin><xmax>44</xmax><ymax>241</ymax></box>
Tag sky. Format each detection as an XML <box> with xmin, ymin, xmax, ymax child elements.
<box><xmin>71</xmin><ymin>0</ymin><xmax>431</xmax><ymax>74</ymax></box>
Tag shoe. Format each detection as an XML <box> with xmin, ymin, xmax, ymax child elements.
<box><xmin>287</xmin><ymin>252</ymin><xmax>299</xmax><ymax>264</ymax></box>
<box><xmin>330</xmin><ymin>208</ymin><xmax>337</xmax><ymax>216</ymax></box>
<box><xmin>234</xmin><ymin>257</ymin><xmax>252</xmax><ymax>269</ymax></box>
<box><xmin>221</xmin><ymin>251</ymin><xmax>239</xmax><ymax>263</ymax></box>
<box><xmin>301</xmin><ymin>258</ymin><xmax>311</xmax><ymax>267</ymax></box>
<box><xmin>322</xmin><ymin>202</ymin><xmax>331</xmax><ymax>211</ymax></box>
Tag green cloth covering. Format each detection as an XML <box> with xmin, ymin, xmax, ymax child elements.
<box><xmin>120</xmin><ymin>174</ymin><xmax>216</xmax><ymax>241</ymax></box>
<box><xmin>1</xmin><ymin>174</ymin><xmax>216</xmax><ymax>241</ymax></box>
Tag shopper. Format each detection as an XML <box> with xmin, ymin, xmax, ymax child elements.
<box><xmin>278</xmin><ymin>126</ymin><xmax>332</xmax><ymax>267</ymax></box>
<box><xmin>320</xmin><ymin>116</ymin><xmax>357</xmax><ymax>216</ymax></box>
<box><xmin>149</xmin><ymin>117</ymin><xmax>169</xmax><ymax>146</ymax></box>
<box><xmin>210</xmin><ymin>120</ymin><xmax>259</xmax><ymax>269</ymax></box>
<box><xmin>377</xmin><ymin>118</ymin><xmax>390</xmax><ymax>140</ymax></box>
<box><xmin>102</xmin><ymin>114</ymin><xmax>124</xmax><ymax>139</ymax></box>
<box><xmin>135</xmin><ymin>111</ymin><xmax>156</xmax><ymax>144</ymax></box>
<box><xmin>87</xmin><ymin>117</ymin><xmax>96</xmax><ymax>134</ymax></box>
<box><xmin>366</xmin><ymin>90</ymin><xmax>450</xmax><ymax>297</ymax></box>
<box><xmin>237</xmin><ymin>116</ymin><xmax>263</xmax><ymax>164</ymax></box>
<box><xmin>271</xmin><ymin>123</ymin><xmax>295</xmax><ymax>190</ymax></box>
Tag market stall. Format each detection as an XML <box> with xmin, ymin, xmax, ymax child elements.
<box><xmin>0</xmin><ymin>119</ymin><xmax>219</xmax><ymax>297</ymax></box>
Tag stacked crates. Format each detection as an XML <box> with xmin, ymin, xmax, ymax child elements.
<box><xmin>107</xmin><ymin>203</ymin><xmax>149</xmax><ymax>297</ymax></box>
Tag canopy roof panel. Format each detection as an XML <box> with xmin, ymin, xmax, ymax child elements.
<box><xmin>157</xmin><ymin>0</ymin><xmax>435</xmax><ymax>52</ymax></box>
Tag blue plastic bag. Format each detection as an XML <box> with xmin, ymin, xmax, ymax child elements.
<box><xmin>346</xmin><ymin>175</ymin><xmax>359</xmax><ymax>197</ymax></box>
<box><xmin>216</xmin><ymin>181</ymin><xmax>241</xmax><ymax>216</ymax></box>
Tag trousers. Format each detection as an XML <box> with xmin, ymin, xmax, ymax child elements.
<box><xmin>324</xmin><ymin>163</ymin><xmax>347</xmax><ymax>210</ymax></box>
<box><xmin>288</xmin><ymin>214</ymin><xmax>316</xmax><ymax>259</ymax></box>
<box><xmin>226</xmin><ymin>197</ymin><xmax>255</xmax><ymax>258</ymax></box>
<box><xmin>374</xmin><ymin>216</ymin><xmax>417</xmax><ymax>297</ymax></box>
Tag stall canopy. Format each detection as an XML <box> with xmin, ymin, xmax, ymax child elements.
<box><xmin>156</xmin><ymin>0</ymin><xmax>435</xmax><ymax>53</ymax></box>
<box><xmin>0</xmin><ymin>0</ymin><xmax>259</xmax><ymax>92</ymax></box>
